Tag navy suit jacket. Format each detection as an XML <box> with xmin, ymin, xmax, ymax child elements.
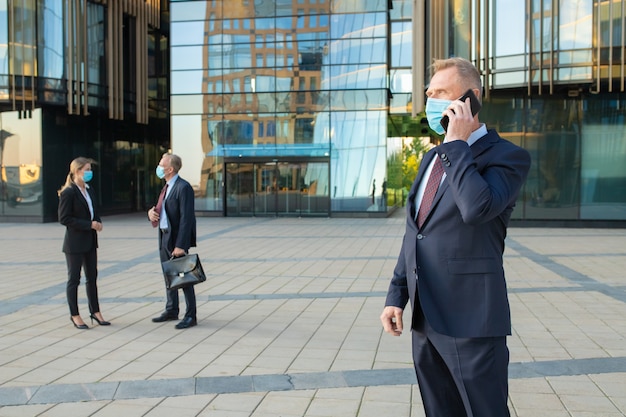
<box><xmin>162</xmin><ymin>176</ymin><xmax>196</xmax><ymax>252</ymax></box>
<box><xmin>58</xmin><ymin>184</ymin><xmax>101</xmax><ymax>254</ymax></box>
<box><xmin>385</xmin><ymin>129</ymin><xmax>531</xmax><ymax>338</ymax></box>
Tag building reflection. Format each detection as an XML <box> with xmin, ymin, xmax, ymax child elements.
<box><xmin>171</xmin><ymin>1</ymin><xmax>388</xmax><ymax>216</ymax></box>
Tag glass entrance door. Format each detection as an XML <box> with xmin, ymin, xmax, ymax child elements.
<box><xmin>225</xmin><ymin>160</ymin><xmax>329</xmax><ymax>216</ymax></box>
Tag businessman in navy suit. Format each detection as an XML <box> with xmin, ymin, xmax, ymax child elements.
<box><xmin>148</xmin><ymin>153</ymin><xmax>198</xmax><ymax>329</ymax></box>
<box><xmin>380</xmin><ymin>58</ymin><xmax>531</xmax><ymax>417</ymax></box>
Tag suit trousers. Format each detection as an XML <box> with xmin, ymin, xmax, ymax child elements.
<box><xmin>411</xmin><ymin>299</ymin><xmax>510</xmax><ymax>417</ymax></box>
<box><xmin>65</xmin><ymin>248</ymin><xmax>99</xmax><ymax>316</ymax></box>
<box><xmin>159</xmin><ymin>230</ymin><xmax>197</xmax><ymax>319</ymax></box>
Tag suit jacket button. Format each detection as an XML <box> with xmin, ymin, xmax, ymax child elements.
<box><xmin>413</xmin><ymin>268</ymin><xmax>417</xmax><ymax>274</ymax></box>
<box><xmin>417</xmin><ymin>234</ymin><xmax>424</xmax><ymax>239</ymax></box>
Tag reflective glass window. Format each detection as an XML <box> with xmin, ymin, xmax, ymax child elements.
<box><xmin>0</xmin><ymin>2</ymin><xmax>6</xmax><ymax>99</ymax></box>
<box><xmin>255</xmin><ymin>17</ymin><xmax>274</xmax><ymax>30</ymax></box>
<box><xmin>330</xmin><ymin>12</ymin><xmax>386</xmax><ymax>39</ymax></box>
<box><xmin>171</xmin><ymin>46</ymin><xmax>205</xmax><ymax>70</ymax></box>
<box><xmin>331</xmin><ymin>0</ymin><xmax>387</xmax><ymax>13</ymax></box>
<box><xmin>171</xmin><ymin>94</ymin><xmax>203</xmax><ymax>114</ymax></box>
<box><xmin>0</xmin><ymin>110</ymin><xmax>43</xmax><ymax>217</ymax></box>
<box><xmin>329</xmin><ymin>110</ymin><xmax>387</xmax><ymax>208</ymax></box>
<box><xmin>581</xmin><ymin>96</ymin><xmax>626</xmax><ymax>220</ymax></box>
<box><xmin>171</xmin><ymin>0</ymin><xmax>208</xmax><ymax>21</ymax></box>
<box><xmin>171</xmin><ymin>0</ymin><xmax>389</xmax><ymax>215</ymax></box>
<box><xmin>328</xmin><ymin>38</ymin><xmax>386</xmax><ymax>65</ymax></box>
<box><xmin>391</xmin><ymin>21</ymin><xmax>412</xmax><ymax>68</ymax></box>
<box><xmin>10</xmin><ymin>0</ymin><xmax>36</xmax><ymax>76</ymax></box>
<box><xmin>389</xmin><ymin>69</ymin><xmax>412</xmax><ymax>93</ymax></box>
<box><xmin>493</xmin><ymin>0</ymin><xmax>526</xmax><ymax>57</ymax></box>
<box><xmin>327</xmin><ymin>64</ymin><xmax>386</xmax><ymax>89</ymax></box>
<box><xmin>86</xmin><ymin>3</ymin><xmax>105</xmax><ymax>87</ymax></box>
<box><xmin>38</xmin><ymin>0</ymin><xmax>63</xmax><ymax>81</ymax></box>
<box><xmin>559</xmin><ymin>0</ymin><xmax>592</xmax><ymax>50</ymax></box>
<box><xmin>171</xmin><ymin>21</ymin><xmax>206</xmax><ymax>45</ymax></box>
<box><xmin>171</xmin><ymin>70</ymin><xmax>204</xmax><ymax>94</ymax></box>
<box><xmin>448</xmin><ymin>0</ymin><xmax>470</xmax><ymax>58</ymax></box>
<box><xmin>329</xmin><ymin>89</ymin><xmax>386</xmax><ymax>111</ymax></box>
<box><xmin>390</xmin><ymin>0</ymin><xmax>412</xmax><ymax>20</ymax></box>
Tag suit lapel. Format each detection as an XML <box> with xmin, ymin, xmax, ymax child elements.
<box><xmin>73</xmin><ymin>184</ymin><xmax>90</xmax><ymax>214</ymax></box>
<box><xmin>420</xmin><ymin>132</ymin><xmax>497</xmax><ymax>227</ymax></box>
<box><xmin>164</xmin><ymin>179</ymin><xmax>179</xmax><ymax>212</ymax></box>
<box><xmin>408</xmin><ymin>149</ymin><xmax>437</xmax><ymax>201</ymax></box>
<box><xmin>407</xmin><ymin>150</ymin><xmax>437</xmax><ymax>226</ymax></box>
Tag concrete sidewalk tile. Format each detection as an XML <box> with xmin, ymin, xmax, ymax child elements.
<box><xmin>196</xmin><ymin>392</ymin><xmax>261</xmax><ymax>413</ymax></box>
<box><xmin>306</xmin><ymin>395</ymin><xmax>361</xmax><ymax>417</ymax></box>
<box><xmin>0</xmin><ymin>403</ymin><xmax>55</xmax><ymax>416</ymax></box>
<box><xmin>253</xmin><ymin>390</ymin><xmax>313</xmax><ymax>416</ymax></box>
<box><xmin>1</xmin><ymin>216</ymin><xmax>626</xmax><ymax>416</ymax></box>
<box><xmin>33</xmin><ymin>400</ymin><xmax>110</xmax><ymax>417</ymax></box>
<box><xmin>89</xmin><ymin>398</ymin><xmax>162</xmax><ymax>417</ymax></box>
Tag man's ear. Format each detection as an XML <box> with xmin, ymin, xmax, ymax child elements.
<box><xmin>473</xmin><ymin>88</ymin><xmax>482</xmax><ymax>103</ymax></box>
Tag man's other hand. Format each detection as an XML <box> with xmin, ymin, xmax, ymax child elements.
<box><xmin>380</xmin><ymin>306</ymin><xmax>404</xmax><ymax>336</ymax></box>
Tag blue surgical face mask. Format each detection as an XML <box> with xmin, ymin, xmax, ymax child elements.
<box><xmin>83</xmin><ymin>170</ymin><xmax>93</xmax><ymax>182</ymax></box>
<box><xmin>425</xmin><ymin>97</ymin><xmax>452</xmax><ymax>136</ymax></box>
<box><xmin>156</xmin><ymin>165</ymin><xmax>166</xmax><ymax>179</ymax></box>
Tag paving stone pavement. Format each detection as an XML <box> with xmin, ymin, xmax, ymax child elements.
<box><xmin>0</xmin><ymin>210</ymin><xmax>625</xmax><ymax>417</ymax></box>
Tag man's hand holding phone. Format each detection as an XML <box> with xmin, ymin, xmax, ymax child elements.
<box><xmin>441</xmin><ymin>89</ymin><xmax>481</xmax><ymax>142</ymax></box>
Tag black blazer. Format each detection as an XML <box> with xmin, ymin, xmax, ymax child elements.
<box><xmin>162</xmin><ymin>176</ymin><xmax>196</xmax><ymax>251</ymax></box>
<box><xmin>385</xmin><ymin>130</ymin><xmax>531</xmax><ymax>338</ymax></box>
<box><xmin>58</xmin><ymin>184</ymin><xmax>100</xmax><ymax>254</ymax></box>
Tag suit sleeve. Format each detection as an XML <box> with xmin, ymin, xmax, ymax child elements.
<box><xmin>175</xmin><ymin>183</ymin><xmax>195</xmax><ymax>250</ymax></box>
<box><xmin>439</xmin><ymin>140</ymin><xmax>531</xmax><ymax>225</ymax></box>
<box><xmin>384</xmin><ymin>234</ymin><xmax>410</xmax><ymax>309</ymax></box>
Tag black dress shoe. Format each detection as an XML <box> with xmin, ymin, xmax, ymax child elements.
<box><xmin>175</xmin><ymin>317</ymin><xmax>197</xmax><ymax>329</ymax></box>
<box><xmin>152</xmin><ymin>313</ymin><xmax>178</xmax><ymax>323</ymax></box>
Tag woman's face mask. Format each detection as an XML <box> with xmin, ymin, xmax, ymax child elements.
<box><xmin>425</xmin><ymin>97</ymin><xmax>452</xmax><ymax>136</ymax></box>
<box><xmin>83</xmin><ymin>170</ymin><xmax>93</xmax><ymax>182</ymax></box>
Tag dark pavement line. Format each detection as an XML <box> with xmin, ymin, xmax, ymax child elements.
<box><xmin>2</xmin><ymin>357</ymin><xmax>625</xmax><ymax>406</ymax></box>
<box><xmin>507</xmin><ymin>238</ymin><xmax>626</xmax><ymax>304</ymax></box>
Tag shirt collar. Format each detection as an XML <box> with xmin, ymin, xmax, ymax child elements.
<box><xmin>443</xmin><ymin>123</ymin><xmax>487</xmax><ymax>147</ymax></box>
<box><xmin>167</xmin><ymin>174</ymin><xmax>179</xmax><ymax>186</ymax></box>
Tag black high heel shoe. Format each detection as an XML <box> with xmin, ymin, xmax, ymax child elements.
<box><xmin>71</xmin><ymin>317</ymin><xmax>89</xmax><ymax>330</ymax></box>
<box><xmin>90</xmin><ymin>314</ymin><xmax>111</xmax><ymax>326</ymax></box>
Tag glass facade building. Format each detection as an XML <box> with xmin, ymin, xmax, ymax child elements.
<box><xmin>169</xmin><ymin>0</ymin><xmax>626</xmax><ymax>223</ymax></box>
<box><xmin>3</xmin><ymin>0</ymin><xmax>626</xmax><ymax>224</ymax></box>
<box><xmin>0</xmin><ymin>0</ymin><xmax>169</xmax><ymax>222</ymax></box>
<box><xmin>171</xmin><ymin>0</ymin><xmax>390</xmax><ymax>217</ymax></box>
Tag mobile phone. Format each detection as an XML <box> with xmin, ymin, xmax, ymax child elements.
<box><xmin>440</xmin><ymin>89</ymin><xmax>482</xmax><ymax>131</ymax></box>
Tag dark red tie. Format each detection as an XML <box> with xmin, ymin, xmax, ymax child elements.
<box><xmin>151</xmin><ymin>183</ymin><xmax>168</xmax><ymax>228</ymax></box>
<box><xmin>417</xmin><ymin>157</ymin><xmax>444</xmax><ymax>228</ymax></box>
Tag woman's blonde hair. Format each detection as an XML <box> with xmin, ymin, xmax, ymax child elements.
<box><xmin>57</xmin><ymin>157</ymin><xmax>95</xmax><ymax>196</ymax></box>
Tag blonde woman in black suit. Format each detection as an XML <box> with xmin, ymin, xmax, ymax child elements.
<box><xmin>58</xmin><ymin>157</ymin><xmax>109</xmax><ymax>329</ymax></box>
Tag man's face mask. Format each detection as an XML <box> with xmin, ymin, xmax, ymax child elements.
<box><xmin>156</xmin><ymin>165</ymin><xmax>166</xmax><ymax>179</ymax></box>
<box><xmin>425</xmin><ymin>97</ymin><xmax>452</xmax><ymax>136</ymax></box>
